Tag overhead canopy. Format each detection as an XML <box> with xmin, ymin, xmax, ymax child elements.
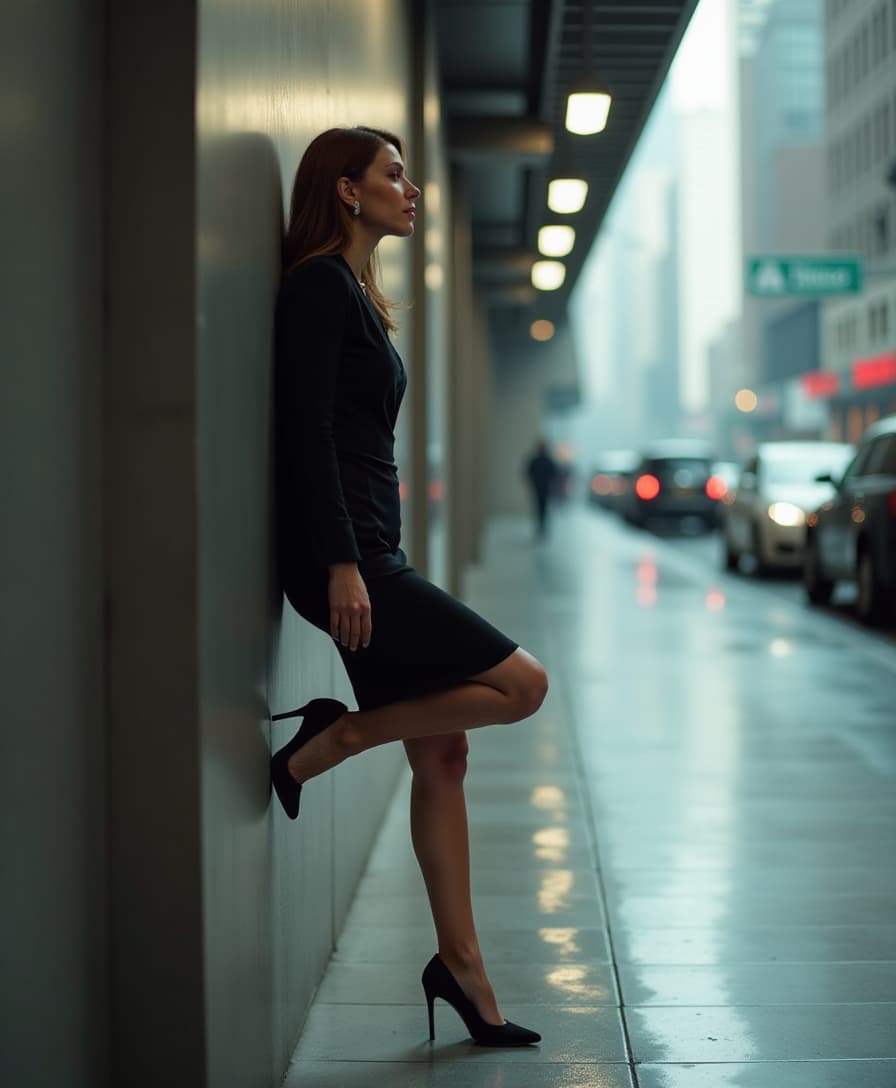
<box><xmin>434</xmin><ymin>0</ymin><xmax>700</xmax><ymax>324</ymax></box>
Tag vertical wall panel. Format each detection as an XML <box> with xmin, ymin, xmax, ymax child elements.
<box><xmin>195</xmin><ymin>2</ymin><xmax>413</xmax><ymax>1083</ymax></box>
<box><xmin>104</xmin><ymin>2</ymin><xmax>206</xmax><ymax>1084</ymax></box>
<box><xmin>423</xmin><ymin>1</ymin><xmax>452</xmax><ymax>588</ymax></box>
<box><xmin>0</xmin><ymin>2</ymin><xmax>107</xmax><ymax>1085</ymax></box>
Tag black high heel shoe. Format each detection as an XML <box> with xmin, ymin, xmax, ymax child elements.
<box><xmin>270</xmin><ymin>698</ymin><xmax>347</xmax><ymax>819</ymax></box>
<box><xmin>421</xmin><ymin>954</ymin><xmax>541</xmax><ymax>1047</ymax></box>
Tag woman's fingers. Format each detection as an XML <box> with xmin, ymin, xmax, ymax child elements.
<box><xmin>348</xmin><ymin>611</ymin><xmax>362</xmax><ymax>652</ymax></box>
<box><xmin>327</xmin><ymin>567</ymin><xmax>372</xmax><ymax>651</ymax></box>
<box><xmin>332</xmin><ymin>605</ymin><xmax>371</xmax><ymax>651</ymax></box>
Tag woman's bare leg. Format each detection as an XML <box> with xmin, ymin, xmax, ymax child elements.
<box><xmin>404</xmin><ymin>732</ymin><xmax>504</xmax><ymax>1025</ymax></box>
<box><xmin>286</xmin><ymin>647</ymin><xmax>547</xmax><ymax>784</ymax></box>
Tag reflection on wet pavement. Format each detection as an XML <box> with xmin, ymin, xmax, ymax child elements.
<box><xmin>287</xmin><ymin>509</ymin><xmax>896</xmax><ymax>1087</ymax></box>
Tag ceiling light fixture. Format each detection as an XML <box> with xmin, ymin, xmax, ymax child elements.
<box><xmin>565</xmin><ymin>6</ymin><xmax>612</xmax><ymax>136</ymax></box>
<box><xmin>565</xmin><ymin>91</ymin><xmax>611</xmax><ymax>135</ymax></box>
<box><xmin>538</xmin><ymin>225</ymin><xmax>576</xmax><ymax>257</ymax></box>
<box><xmin>547</xmin><ymin>179</ymin><xmax>588</xmax><ymax>214</ymax></box>
<box><xmin>531</xmin><ymin>260</ymin><xmax>566</xmax><ymax>291</ymax></box>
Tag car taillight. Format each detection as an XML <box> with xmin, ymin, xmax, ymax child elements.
<box><xmin>889</xmin><ymin>489</ymin><xmax>896</xmax><ymax>517</ymax></box>
<box><xmin>635</xmin><ymin>473</ymin><xmax>661</xmax><ymax>501</ymax></box>
<box><xmin>705</xmin><ymin>475</ymin><xmax>728</xmax><ymax>500</ymax></box>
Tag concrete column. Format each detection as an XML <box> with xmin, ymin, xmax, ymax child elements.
<box><xmin>103</xmin><ymin>3</ymin><xmax>207</xmax><ymax>1083</ymax></box>
<box><xmin>0</xmin><ymin>2</ymin><xmax>108</xmax><ymax>1085</ymax></box>
<box><xmin>447</xmin><ymin>175</ymin><xmax>493</xmax><ymax>593</ymax></box>
<box><xmin>407</xmin><ymin>0</ymin><xmax>429</xmax><ymax>575</ymax></box>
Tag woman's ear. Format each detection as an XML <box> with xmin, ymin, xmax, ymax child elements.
<box><xmin>336</xmin><ymin>177</ymin><xmax>356</xmax><ymax>210</ymax></box>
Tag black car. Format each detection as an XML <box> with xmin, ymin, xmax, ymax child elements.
<box><xmin>621</xmin><ymin>440</ymin><xmax>724</xmax><ymax>530</ymax></box>
<box><xmin>804</xmin><ymin>414</ymin><xmax>896</xmax><ymax>625</ymax></box>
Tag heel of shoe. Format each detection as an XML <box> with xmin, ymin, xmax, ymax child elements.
<box><xmin>425</xmin><ymin>988</ymin><xmax>435</xmax><ymax>1041</ymax></box>
<box><xmin>271</xmin><ymin>701</ymin><xmax>310</xmax><ymax>722</ymax></box>
<box><xmin>420</xmin><ymin>953</ymin><xmax>540</xmax><ymax>1047</ymax></box>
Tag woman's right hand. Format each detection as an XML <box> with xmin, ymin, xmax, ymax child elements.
<box><xmin>327</xmin><ymin>563</ymin><xmax>372</xmax><ymax>651</ymax></box>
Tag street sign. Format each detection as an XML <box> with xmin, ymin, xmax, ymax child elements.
<box><xmin>746</xmin><ymin>255</ymin><xmax>863</xmax><ymax>297</ymax></box>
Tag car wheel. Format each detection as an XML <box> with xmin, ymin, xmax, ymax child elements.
<box><xmin>804</xmin><ymin>538</ymin><xmax>833</xmax><ymax>605</ymax></box>
<box><xmin>856</xmin><ymin>548</ymin><xmax>892</xmax><ymax>626</ymax></box>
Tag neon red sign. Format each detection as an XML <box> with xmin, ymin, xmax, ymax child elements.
<box><xmin>852</xmin><ymin>353</ymin><xmax>896</xmax><ymax>389</ymax></box>
<box><xmin>801</xmin><ymin>370</ymin><xmax>840</xmax><ymax>398</ymax></box>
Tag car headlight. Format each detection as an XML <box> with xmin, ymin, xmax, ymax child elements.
<box><xmin>767</xmin><ymin>501</ymin><xmax>805</xmax><ymax>527</ymax></box>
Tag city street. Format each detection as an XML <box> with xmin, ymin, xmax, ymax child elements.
<box><xmin>628</xmin><ymin>507</ymin><xmax>896</xmax><ymax>651</ymax></box>
<box><xmin>289</xmin><ymin>501</ymin><xmax>896</xmax><ymax>1085</ymax></box>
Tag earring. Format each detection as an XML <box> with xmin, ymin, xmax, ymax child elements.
<box><xmin>353</xmin><ymin>200</ymin><xmax>361</xmax><ymax>217</ymax></box>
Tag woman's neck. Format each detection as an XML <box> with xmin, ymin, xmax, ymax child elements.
<box><xmin>341</xmin><ymin>231</ymin><xmax>378</xmax><ymax>284</ymax></box>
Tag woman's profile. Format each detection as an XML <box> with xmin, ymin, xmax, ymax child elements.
<box><xmin>271</xmin><ymin>125</ymin><xmax>548</xmax><ymax>1047</ymax></box>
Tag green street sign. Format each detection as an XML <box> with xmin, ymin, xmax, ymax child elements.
<box><xmin>746</xmin><ymin>255</ymin><xmax>863</xmax><ymax>297</ymax></box>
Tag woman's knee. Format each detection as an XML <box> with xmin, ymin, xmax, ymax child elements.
<box><xmin>405</xmin><ymin>733</ymin><xmax>469</xmax><ymax>785</ymax></box>
<box><xmin>513</xmin><ymin>659</ymin><xmax>548</xmax><ymax>720</ymax></box>
<box><xmin>475</xmin><ymin>649</ymin><xmax>549</xmax><ymax>723</ymax></box>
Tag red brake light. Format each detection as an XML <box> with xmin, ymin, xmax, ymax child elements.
<box><xmin>888</xmin><ymin>490</ymin><xmax>896</xmax><ymax>517</ymax></box>
<box><xmin>706</xmin><ymin>475</ymin><xmax>728</xmax><ymax>500</ymax></box>
<box><xmin>635</xmin><ymin>473</ymin><xmax>661</xmax><ymax>501</ymax></box>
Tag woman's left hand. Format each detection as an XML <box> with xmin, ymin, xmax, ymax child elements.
<box><xmin>327</xmin><ymin>562</ymin><xmax>372</xmax><ymax>651</ymax></box>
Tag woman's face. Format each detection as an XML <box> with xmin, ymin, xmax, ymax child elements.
<box><xmin>350</xmin><ymin>143</ymin><xmax>421</xmax><ymax>238</ymax></box>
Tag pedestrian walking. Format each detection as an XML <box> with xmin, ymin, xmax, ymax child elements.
<box><xmin>524</xmin><ymin>439</ymin><xmax>558</xmax><ymax>539</ymax></box>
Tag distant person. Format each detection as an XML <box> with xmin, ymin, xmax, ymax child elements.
<box><xmin>524</xmin><ymin>439</ymin><xmax>558</xmax><ymax>539</ymax></box>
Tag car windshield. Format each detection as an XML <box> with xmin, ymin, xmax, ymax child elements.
<box><xmin>762</xmin><ymin>449</ymin><xmax>852</xmax><ymax>485</ymax></box>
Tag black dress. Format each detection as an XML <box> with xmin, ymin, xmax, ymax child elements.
<box><xmin>275</xmin><ymin>253</ymin><xmax>517</xmax><ymax>710</ymax></box>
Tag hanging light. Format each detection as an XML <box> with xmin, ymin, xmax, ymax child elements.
<box><xmin>531</xmin><ymin>261</ymin><xmax>566</xmax><ymax>291</ymax></box>
<box><xmin>565</xmin><ymin>5</ymin><xmax>611</xmax><ymax>136</ymax></box>
<box><xmin>538</xmin><ymin>224</ymin><xmax>576</xmax><ymax>257</ymax></box>
<box><xmin>565</xmin><ymin>91</ymin><xmax>612</xmax><ymax>135</ymax></box>
<box><xmin>547</xmin><ymin>179</ymin><xmax>588</xmax><ymax>214</ymax></box>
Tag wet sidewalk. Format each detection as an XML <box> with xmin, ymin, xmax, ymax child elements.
<box><xmin>286</xmin><ymin>506</ymin><xmax>896</xmax><ymax>1087</ymax></box>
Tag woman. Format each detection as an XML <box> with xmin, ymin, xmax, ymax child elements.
<box><xmin>271</xmin><ymin>126</ymin><xmax>548</xmax><ymax>1047</ymax></box>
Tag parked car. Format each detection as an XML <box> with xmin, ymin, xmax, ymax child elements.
<box><xmin>723</xmin><ymin>441</ymin><xmax>854</xmax><ymax>573</ymax></box>
<box><xmin>804</xmin><ymin>414</ymin><xmax>896</xmax><ymax>625</ymax></box>
<box><xmin>621</xmin><ymin>440</ymin><xmax>724</xmax><ymax>530</ymax></box>
<box><xmin>587</xmin><ymin>449</ymin><xmax>639</xmax><ymax>511</ymax></box>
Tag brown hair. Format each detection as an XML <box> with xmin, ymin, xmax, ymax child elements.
<box><xmin>283</xmin><ymin>126</ymin><xmax>405</xmax><ymax>333</ymax></box>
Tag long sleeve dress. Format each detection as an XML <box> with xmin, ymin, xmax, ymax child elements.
<box><xmin>275</xmin><ymin>253</ymin><xmax>517</xmax><ymax>710</ymax></box>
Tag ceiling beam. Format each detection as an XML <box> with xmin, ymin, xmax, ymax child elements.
<box><xmin>448</xmin><ymin>116</ymin><xmax>554</xmax><ymax>163</ymax></box>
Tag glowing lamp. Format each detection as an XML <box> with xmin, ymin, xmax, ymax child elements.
<box><xmin>538</xmin><ymin>225</ymin><xmax>575</xmax><ymax>257</ymax></box>
<box><xmin>565</xmin><ymin>92</ymin><xmax>612</xmax><ymax>135</ymax></box>
<box><xmin>547</xmin><ymin>178</ymin><xmax>588</xmax><ymax>214</ymax></box>
<box><xmin>531</xmin><ymin>261</ymin><xmax>566</xmax><ymax>291</ymax></box>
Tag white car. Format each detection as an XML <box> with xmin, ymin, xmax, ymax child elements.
<box><xmin>723</xmin><ymin>441</ymin><xmax>855</xmax><ymax>573</ymax></box>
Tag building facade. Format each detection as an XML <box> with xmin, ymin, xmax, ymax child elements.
<box><xmin>820</xmin><ymin>0</ymin><xmax>896</xmax><ymax>440</ymax></box>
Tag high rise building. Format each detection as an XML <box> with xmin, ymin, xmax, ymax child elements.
<box><xmin>820</xmin><ymin>0</ymin><xmax>896</xmax><ymax>440</ymax></box>
<box><xmin>737</xmin><ymin>0</ymin><xmax>828</xmax><ymax>440</ymax></box>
